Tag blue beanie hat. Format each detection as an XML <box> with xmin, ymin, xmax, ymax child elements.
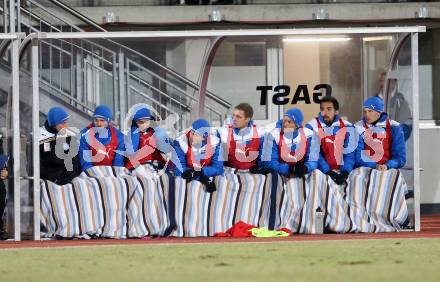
<box><xmin>47</xmin><ymin>107</ymin><xmax>69</xmax><ymax>127</ymax></box>
<box><xmin>191</xmin><ymin>119</ymin><xmax>211</xmax><ymax>136</ymax></box>
<box><xmin>284</xmin><ymin>108</ymin><xmax>304</xmax><ymax>127</ymax></box>
<box><xmin>93</xmin><ymin>105</ymin><xmax>113</xmax><ymax>121</ymax></box>
<box><xmin>133</xmin><ymin>107</ymin><xmax>153</xmax><ymax>122</ymax></box>
<box><xmin>363</xmin><ymin>97</ymin><xmax>384</xmax><ymax>113</ymax></box>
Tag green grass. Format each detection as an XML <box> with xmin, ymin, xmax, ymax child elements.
<box><xmin>1</xmin><ymin>238</ymin><xmax>440</xmax><ymax>282</ymax></box>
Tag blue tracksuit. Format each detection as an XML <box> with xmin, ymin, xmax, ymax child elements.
<box><xmin>79</xmin><ymin>124</ymin><xmax>125</xmax><ymax>171</ymax></box>
<box><xmin>217</xmin><ymin>121</ymin><xmax>265</xmax><ymax>169</ymax></box>
<box><xmin>354</xmin><ymin>113</ymin><xmax>406</xmax><ymax>169</ymax></box>
<box><xmin>259</xmin><ymin>120</ymin><xmax>319</xmax><ymax>176</ymax></box>
<box><xmin>305</xmin><ymin>113</ymin><xmax>357</xmax><ymax>174</ymax></box>
<box><xmin>173</xmin><ymin>133</ymin><xmax>223</xmax><ymax>178</ymax></box>
<box><xmin>125</xmin><ymin>125</ymin><xmax>172</xmax><ymax>155</ymax></box>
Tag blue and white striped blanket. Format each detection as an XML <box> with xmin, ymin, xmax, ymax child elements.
<box><xmin>172</xmin><ymin>167</ymin><xmax>273</xmax><ymax>237</ymax></box>
<box><xmin>41</xmin><ymin>165</ymin><xmax>171</xmax><ymax>239</ymax></box>
<box><xmin>41</xmin><ymin>166</ymin><xmax>136</xmax><ymax>238</ymax></box>
<box><xmin>40</xmin><ymin>166</ymin><xmax>409</xmax><ymax>238</ymax></box>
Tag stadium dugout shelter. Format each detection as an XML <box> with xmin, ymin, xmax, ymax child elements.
<box><xmin>0</xmin><ymin>32</ymin><xmax>25</xmax><ymax>241</ymax></box>
<box><xmin>7</xmin><ymin>26</ymin><xmax>425</xmax><ymax>241</ymax></box>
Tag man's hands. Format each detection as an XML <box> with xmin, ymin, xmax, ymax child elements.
<box><xmin>249</xmin><ymin>166</ymin><xmax>271</xmax><ymax>175</ymax></box>
<box><xmin>199</xmin><ymin>174</ymin><xmax>216</xmax><ymax>193</ymax></box>
<box><xmin>182</xmin><ymin>169</ymin><xmax>216</xmax><ymax>193</ymax></box>
<box><xmin>181</xmin><ymin>169</ymin><xmax>202</xmax><ymax>181</ymax></box>
<box><xmin>326</xmin><ymin>170</ymin><xmax>340</xmax><ymax>183</ymax></box>
<box><xmin>288</xmin><ymin>163</ymin><xmax>308</xmax><ymax>178</ymax></box>
<box><xmin>327</xmin><ymin>170</ymin><xmax>349</xmax><ymax>186</ymax></box>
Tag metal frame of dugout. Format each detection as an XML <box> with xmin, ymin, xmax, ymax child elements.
<box><xmin>9</xmin><ymin>26</ymin><xmax>425</xmax><ymax>241</ymax></box>
<box><xmin>0</xmin><ymin>32</ymin><xmax>25</xmax><ymax>241</ymax></box>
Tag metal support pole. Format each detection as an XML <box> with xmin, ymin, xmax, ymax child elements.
<box><xmin>16</xmin><ymin>0</ymin><xmax>21</xmax><ymax>33</ymax></box>
<box><xmin>75</xmin><ymin>51</ymin><xmax>83</xmax><ymax>110</ymax></box>
<box><xmin>266</xmin><ymin>39</ymin><xmax>282</xmax><ymax>123</ymax></box>
<box><xmin>9</xmin><ymin>0</ymin><xmax>15</xmax><ymax>32</ymax></box>
<box><xmin>411</xmin><ymin>32</ymin><xmax>421</xmax><ymax>232</ymax></box>
<box><xmin>11</xmin><ymin>38</ymin><xmax>20</xmax><ymax>241</ymax></box>
<box><xmin>118</xmin><ymin>52</ymin><xmax>126</xmax><ymax>126</ymax></box>
<box><xmin>361</xmin><ymin>40</ymin><xmax>368</xmax><ymax>101</ymax></box>
<box><xmin>31</xmin><ymin>38</ymin><xmax>40</xmax><ymax>240</ymax></box>
<box><xmin>277</xmin><ymin>39</ymin><xmax>283</xmax><ymax>121</ymax></box>
<box><xmin>3</xmin><ymin>0</ymin><xmax>8</xmax><ymax>33</ymax></box>
<box><xmin>112</xmin><ymin>55</ymin><xmax>118</xmax><ymax>124</ymax></box>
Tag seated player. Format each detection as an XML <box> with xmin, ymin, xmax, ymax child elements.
<box><xmin>217</xmin><ymin>103</ymin><xmax>268</xmax><ymax>174</ymax></box>
<box><xmin>347</xmin><ymin>97</ymin><xmax>409</xmax><ymax>232</ymax></box>
<box><xmin>174</xmin><ymin>119</ymin><xmax>223</xmax><ymax>192</ymax></box>
<box><xmin>79</xmin><ymin>105</ymin><xmax>125</xmax><ymax>171</ymax></box>
<box><xmin>39</xmin><ymin>107</ymin><xmax>81</xmax><ymax>184</ymax></box>
<box><xmin>125</xmin><ymin>107</ymin><xmax>169</xmax><ymax>171</ymax></box>
<box><xmin>260</xmin><ymin>108</ymin><xmax>318</xmax><ymax>177</ymax></box>
<box><xmin>306</xmin><ymin>96</ymin><xmax>356</xmax><ymax>185</ymax></box>
<box><xmin>355</xmin><ymin>96</ymin><xmax>406</xmax><ymax>170</ymax></box>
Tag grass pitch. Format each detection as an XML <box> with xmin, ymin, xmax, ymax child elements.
<box><xmin>1</xmin><ymin>238</ymin><xmax>439</xmax><ymax>282</ymax></box>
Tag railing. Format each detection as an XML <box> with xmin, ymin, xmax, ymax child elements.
<box><xmin>126</xmin><ymin>58</ymin><xmax>225</xmax><ymax>126</ymax></box>
<box><xmin>1</xmin><ymin>0</ymin><xmax>230</xmax><ymax>129</ymax></box>
<box><xmin>45</xmin><ymin>0</ymin><xmax>230</xmax><ymax>110</ymax></box>
<box><xmin>17</xmin><ymin>9</ymin><xmax>121</xmax><ymax>120</ymax></box>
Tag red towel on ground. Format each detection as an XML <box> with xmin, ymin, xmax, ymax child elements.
<box><xmin>214</xmin><ymin>221</ymin><xmax>256</xmax><ymax>237</ymax></box>
<box><xmin>214</xmin><ymin>221</ymin><xmax>293</xmax><ymax>237</ymax></box>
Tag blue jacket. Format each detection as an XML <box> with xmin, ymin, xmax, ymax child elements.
<box><xmin>217</xmin><ymin>121</ymin><xmax>265</xmax><ymax>167</ymax></box>
<box><xmin>125</xmin><ymin>125</ymin><xmax>172</xmax><ymax>155</ymax></box>
<box><xmin>79</xmin><ymin>124</ymin><xmax>125</xmax><ymax>171</ymax></box>
<box><xmin>259</xmin><ymin>120</ymin><xmax>319</xmax><ymax>176</ymax></box>
<box><xmin>305</xmin><ymin>114</ymin><xmax>357</xmax><ymax>174</ymax></box>
<box><xmin>173</xmin><ymin>132</ymin><xmax>223</xmax><ymax>178</ymax></box>
<box><xmin>124</xmin><ymin>125</ymin><xmax>174</xmax><ymax>170</ymax></box>
<box><xmin>354</xmin><ymin>113</ymin><xmax>406</xmax><ymax>169</ymax></box>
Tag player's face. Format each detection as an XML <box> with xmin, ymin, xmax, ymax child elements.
<box><xmin>363</xmin><ymin>108</ymin><xmax>381</xmax><ymax>124</ymax></box>
<box><xmin>93</xmin><ymin>118</ymin><xmax>108</xmax><ymax>128</ymax></box>
<box><xmin>190</xmin><ymin>132</ymin><xmax>203</xmax><ymax>145</ymax></box>
<box><xmin>136</xmin><ymin>119</ymin><xmax>151</xmax><ymax>132</ymax></box>
<box><xmin>320</xmin><ymin>102</ymin><xmax>338</xmax><ymax>124</ymax></box>
<box><xmin>232</xmin><ymin>109</ymin><xmax>251</xmax><ymax>129</ymax></box>
<box><xmin>55</xmin><ymin>120</ymin><xmax>68</xmax><ymax>132</ymax></box>
<box><xmin>282</xmin><ymin>116</ymin><xmax>297</xmax><ymax>132</ymax></box>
